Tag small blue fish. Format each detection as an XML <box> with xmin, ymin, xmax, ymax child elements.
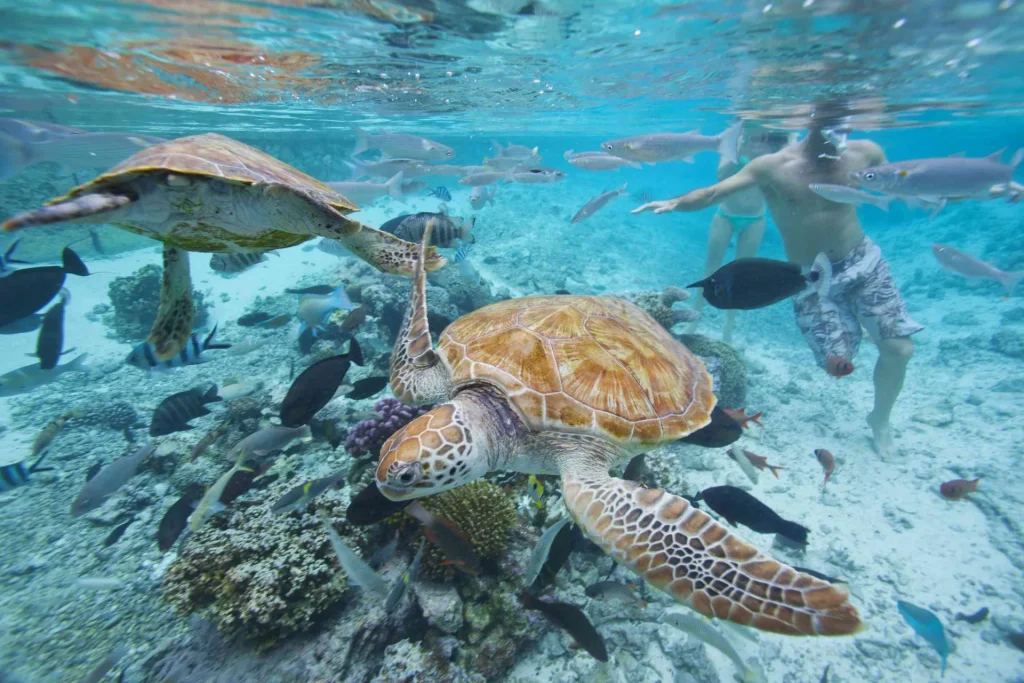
<box><xmin>0</xmin><ymin>238</ymin><xmax>28</xmax><ymax>277</ymax></box>
<box><xmin>0</xmin><ymin>452</ymin><xmax>52</xmax><ymax>493</ymax></box>
<box><xmin>428</xmin><ymin>186</ymin><xmax>452</xmax><ymax>201</ymax></box>
<box><xmin>126</xmin><ymin>324</ymin><xmax>230</xmax><ymax>370</ymax></box>
<box><xmin>453</xmin><ymin>244</ymin><xmax>472</xmax><ymax>264</ymax></box>
<box><xmin>297</xmin><ymin>285</ymin><xmax>354</xmax><ymax>337</ymax></box>
<box><xmin>898</xmin><ymin>600</ymin><xmax>949</xmax><ymax>676</ymax></box>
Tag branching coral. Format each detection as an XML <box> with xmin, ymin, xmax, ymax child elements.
<box><xmin>345</xmin><ymin>398</ymin><xmax>434</xmax><ymax>458</ymax></box>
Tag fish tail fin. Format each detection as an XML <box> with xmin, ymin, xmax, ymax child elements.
<box><xmin>685</xmin><ymin>277</ymin><xmax>708</xmax><ymax>290</ymax></box>
<box><xmin>343</xmin><ymin>158</ymin><xmax>366</xmax><ymax>181</ymax></box>
<box><xmin>491</xmin><ymin>139</ymin><xmax>504</xmax><ymax>156</ymax></box>
<box><xmin>616</xmin><ymin>183</ymin><xmax>628</xmax><ymax>194</ymax></box>
<box><xmin>385</xmin><ymin>171</ymin><xmax>406</xmax><ymax>202</ymax></box>
<box><xmin>345</xmin><ymin>336</ymin><xmax>364</xmax><ymax>366</ymax></box>
<box><xmin>718</xmin><ymin>122</ymin><xmax>742</xmax><ymax>165</ymax></box>
<box><xmin>808</xmin><ymin>252</ymin><xmax>832</xmax><ymax>299</ymax></box>
<box><xmin>749</xmin><ymin>410</ymin><xmax>763</xmax><ymax>427</ymax></box>
<box><xmin>62</xmin><ymin>247</ymin><xmax>89</xmax><ymax>276</ymax></box>
<box><xmin>823</xmin><ymin>472</ymin><xmax>831</xmax><ymax>487</ymax></box>
<box><xmin>768</xmin><ymin>465</ymin><xmax>785</xmax><ymax>479</ymax></box>
<box><xmin>972</xmin><ymin>477</ymin><xmax>981</xmax><ymax>490</ymax></box>
<box><xmin>461</xmin><ymin>217</ymin><xmax>476</xmax><ymax>244</ymax></box>
<box><xmin>998</xmin><ymin>271</ymin><xmax>1024</xmax><ymax>296</ymax></box>
<box><xmin>779</xmin><ymin>520</ymin><xmax>809</xmax><ymax>545</ymax></box>
<box><xmin>28</xmin><ymin>450</ymin><xmax>51</xmax><ymax>473</ymax></box>
<box><xmin>627</xmin><ymin>160</ymin><xmax>641</xmax><ymax>169</ymax></box>
<box><xmin>563</xmin><ymin>149</ymin><xmax>574</xmax><ymax>161</ymax></box>
<box><xmin>331</xmin><ymin>285</ymin><xmax>355</xmax><ymax>311</ymax></box>
<box><xmin>351</xmin><ymin>126</ymin><xmax>370</xmax><ymax>156</ymax></box>
<box><xmin>875</xmin><ymin>194</ymin><xmax>891</xmax><ymax>213</ymax></box>
<box><xmin>202</xmin><ymin>323</ymin><xmax>219</xmax><ymax>350</ymax></box>
<box><xmin>202</xmin><ymin>384</ymin><xmax>222</xmax><ymax>404</ymax></box>
<box><xmin>69</xmin><ymin>352</ymin><xmax>89</xmax><ymax>370</ymax></box>
<box><xmin>1009</xmin><ymin>148</ymin><xmax>1023</xmax><ymax>169</ymax></box>
<box><xmin>3</xmin><ymin>237</ymin><xmax>22</xmax><ymax>261</ymax></box>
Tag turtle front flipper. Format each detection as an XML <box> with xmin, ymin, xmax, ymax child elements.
<box><xmin>340</xmin><ymin>223</ymin><xmax>445</xmax><ymax>277</ymax></box>
<box><xmin>552</xmin><ymin>435</ymin><xmax>863</xmax><ymax>636</ymax></box>
<box><xmin>389</xmin><ymin>219</ymin><xmax>452</xmax><ymax>405</ymax></box>
<box><xmin>147</xmin><ymin>245</ymin><xmax>195</xmax><ymax>361</ymax></box>
<box><xmin>2</xmin><ymin>194</ymin><xmax>133</xmax><ymax>231</ymax></box>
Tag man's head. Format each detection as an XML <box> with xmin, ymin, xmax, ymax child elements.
<box><xmin>740</xmin><ymin>127</ymin><xmax>793</xmax><ymax>158</ymax></box>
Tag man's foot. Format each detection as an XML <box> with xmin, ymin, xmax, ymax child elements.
<box><xmin>866</xmin><ymin>411</ymin><xmax>894</xmax><ymax>458</ymax></box>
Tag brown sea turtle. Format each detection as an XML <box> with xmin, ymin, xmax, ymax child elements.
<box><xmin>375</xmin><ymin>222</ymin><xmax>863</xmax><ymax>636</ymax></box>
<box><xmin>1</xmin><ymin>133</ymin><xmax>444</xmax><ymax>360</ymax></box>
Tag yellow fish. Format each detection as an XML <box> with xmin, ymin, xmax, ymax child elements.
<box><xmin>527</xmin><ymin>475</ymin><xmax>544</xmax><ymax>509</ymax></box>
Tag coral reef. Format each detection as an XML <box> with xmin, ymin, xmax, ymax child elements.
<box><xmin>345</xmin><ymin>398</ymin><xmax>434</xmax><ymax>458</ymax></box>
<box><xmin>676</xmin><ymin>333</ymin><xmax>747</xmax><ymax>409</ymax></box>
<box><xmin>106</xmin><ymin>263</ymin><xmax>209</xmax><ymax>342</ymax></box>
<box><xmin>372</xmin><ymin>638</ymin><xmax>486</xmax><ymax>683</ymax></box>
<box><xmin>623</xmin><ymin>287</ymin><xmax>692</xmax><ymax>331</ymax></box>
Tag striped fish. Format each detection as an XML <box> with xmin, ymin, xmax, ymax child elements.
<box><xmin>0</xmin><ymin>453</ymin><xmax>52</xmax><ymax>492</ymax></box>
<box><xmin>209</xmin><ymin>252</ymin><xmax>270</xmax><ymax>274</ymax></box>
<box><xmin>428</xmin><ymin>186</ymin><xmax>452</xmax><ymax>201</ymax></box>
<box><xmin>316</xmin><ymin>238</ymin><xmax>349</xmax><ymax>258</ymax></box>
<box><xmin>125</xmin><ymin>324</ymin><xmax>231</xmax><ymax>370</ymax></box>
<box><xmin>380</xmin><ymin>206</ymin><xmax>475</xmax><ymax>248</ymax></box>
<box><xmin>453</xmin><ymin>244</ymin><xmax>472</xmax><ymax>264</ymax></box>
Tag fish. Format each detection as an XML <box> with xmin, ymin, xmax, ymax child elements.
<box><xmin>601</xmin><ymin>124</ymin><xmax>741</xmax><ymax>165</ymax></box>
<box><xmin>228</xmin><ymin>424</ymin><xmax>312</xmax><ymax>461</ymax></box>
<box><xmin>78</xmin><ymin>644</ymin><xmax>128</xmax><ymax>683</ymax></box>
<box><xmin>459</xmin><ymin>170</ymin><xmax>511</xmax><ymax>187</ymax></box>
<box><xmin>33</xmin><ymin>288</ymin><xmax>70</xmax><ymax>370</ymax></box>
<box><xmin>808</xmin><ymin>183</ymin><xmax>893</xmax><ymax>212</ymax></box>
<box><xmin>405</xmin><ymin>501</ymin><xmax>482</xmax><ymax>574</ymax></box>
<box><xmin>317</xmin><ymin>508</ymin><xmax>389</xmax><ymax>596</ymax></box>
<box><xmin>1010</xmin><ymin>633</ymin><xmax>1024</xmax><ymax>652</ymax></box>
<box><xmin>564</xmin><ymin>150</ymin><xmax>641</xmax><ymax>171</ymax></box>
<box><xmin>351</xmin><ymin>127</ymin><xmax>455</xmax><ymax>162</ymax></box>
<box><xmin>286</xmin><ymin>285</ymin><xmax>335</xmax><ymax>295</ymax></box>
<box><xmin>189</xmin><ymin>423</ymin><xmax>229</xmax><ymax>462</ymax></box>
<box><xmin>70</xmin><ymin>441</ymin><xmax>156</xmax><ymax>516</ymax></box>
<box><xmin>341</xmin><ymin>311</ymin><xmax>368</xmax><ymax>341</ymax></box>
<box><xmin>271</xmin><ymin>470</ymin><xmax>346</xmax><ymax>514</ymax></box>
<box><xmin>897</xmin><ymin>600</ymin><xmax>949</xmax><ymax>676</ymax></box>
<box><xmin>508</xmin><ymin>165</ymin><xmax>566</xmax><ymax>184</ymax></box>
<box><xmin>126</xmin><ymin>325</ymin><xmax>230</xmax><ymax>370</ymax></box>
<box><xmin>209</xmin><ymin>252</ymin><xmax>270</xmax><ymax>274</ymax></box>
<box><xmin>190</xmin><ymin>452</ymin><xmax>253</xmax><ymax>531</ymax></box>
<box><xmin>280</xmin><ymin>345</ymin><xmax>357</xmax><ymax>427</ymax></box>
<box><xmin>88</xmin><ymin>226</ymin><xmax>106</xmax><ymax>256</ymax></box>
<box><xmin>225</xmin><ymin>338</ymin><xmax>267</xmax><ymax>356</ymax></box>
<box><xmin>491</xmin><ymin>140</ymin><xmax>539</xmax><ymax>159</ymax></box>
<box><xmin>932</xmin><ymin>244</ymin><xmax>1023</xmax><ymax>296</ymax></box>
<box><xmin>74</xmin><ymin>577</ymin><xmax>125</xmax><ymax>591</ymax></box>
<box><xmin>483</xmin><ymin>155</ymin><xmax>538</xmax><ymax>170</ymax></box>
<box><xmin>86</xmin><ymin>462</ymin><xmax>102</xmax><ymax>481</ymax></box>
<box><xmin>814</xmin><ymin>448</ymin><xmax>835</xmax><ymax>486</ymax></box>
<box><xmin>585</xmin><ymin>580</ymin><xmax>647</xmax><ymax>608</ymax></box>
<box><xmin>525</xmin><ymin>518</ymin><xmax>572</xmax><ymax>586</ymax></box>
<box><xmin>316</xmin><ymin>238</ymin><xmax>350</xmax><ymax>258</ymax></box>
<box><xmin>0</xmin><ymin>352</ymin><xmax>88</xmax><ymax>397</ymax></box>
<box><xmin>469</xmin><ymin>185</ymin><xmax>497</xmax><ymax>210</ymax></box>
<box><xmin>0</xmin><ymin>313</ymin><xmax>42</xmax><ymax>334</ymax></box>
<box><xmin>733</xmin><ymin>446</ymin><xmax>784</xmax><ymax>479</ymax></box>
<box><xmin>345</xmin><ymin>376</ymin><xmax>389</xmax><ymax>400</ymax></box>
<box><xmin>687</xmin><ymin>254</ymin><xmax>831</xmax><ymax>310</ymax></box>
<box><xmin>954</xmin><ymin>607</ymin><xmax>989</xmax><ymax>624</ymax></box>
<box><xmin>30</xmin><ymin>410</ymin><xmax>77</xmax><ymax>457</ymax></box>
<box><xmin>850</xmin><ymin>150</ymin><xmax>1024</xmax><ymax>210</ymax></box>
<box><xmin>726</xmin><ymin>445</ymin><xmax>760</xmax><ymax>485</ymax></box>
<box><xmin>696</xmin><ymin>485</ymin><xmax>809</xmax><ymax>545</ymax></box>
<box><xmin>344</xmin><ymin>157</ymin><xmax>425</xmax><ymax>181</ymax></box>
<box><xmin>678</xmin><ymin>405</ymin><xmax>742</xmax><ymax>447</ymax></box>
<box><xmin>217</xmin><ymin>380</ymin><xmax>261</xmax><ymax>401</ymax></box>
<box><xmin>0</xmin><ymin>452</ymin><xmax>53</xmax><ymax>492</ymax></box>
<box><xmin>402</xmin><ymin>180</ymin><xmax>429</xmax><ymax>195</ymax></box>
<box><xmin>297</xmin><ymin>285</ymin><xmax>355</xmax><ymax>337</ymax></box>
<box><xmin>0</xmin><ymin>246</ymin><xmax>89</xmax><ymax>328</ymax></box>
<box><xmin>622</xmin><ymin>454</ymin><xmax>646</xmax><ymax>482</ymax></box>
<box><xmin>103</xmin><ymin>519</ymin><xmax>132</xmax><ymax>547</ymax></box>
<box><xmin>571</xmin><ymin>184</ymin><xmax>628</xmax><ymax>223</ymax></box>
<box><xmin>792</xmin><ymin>566</ymin><xmax>846</xmax><ymax>584</ymax></box>
<box><xmin>236</xmin><ymin>311</ymin><xmax>272</xmax><ymax>326</ymax></box>
<box><xmin>380</xmin><ymin>208</ymin><xmax>475</xmax><ymax>247</ymax></box>
<box><xmin>346</xmin><ymin>483</ymin><xmax>409</xmax><ymax>525</ymax></box>
<box><xmin>520</xmin><ymin>591</ymin><xmax>608</xmax><ymax>662</ymax></box>
<box><xmin>327</xmin><ymin>171</ymin><xmax>406</xmax><ymax>205</ymax></box>
<box><xmin>385</xmin><ymin>536</ymin><xmax>426</xmax><ymax>612</ymax></box>
<box><xmin>368</xmin><ymin>530</ymin><xmax>401</xmax><ymax>569</ymax></box>
<box><xmin>150</xmin><ymin>385</ymin><xmax>221</xmax><ymax>436</ymax></box>
<box><xmin>664</xmin><ymin>610</ymin><xmax>761</xmax><ymax>682</ymax></box>
<box><xmin>527</xmin><ymin>474</ymin><xmax>544</xmax><ymax>509</ymax></box>
<box><xmin>256</xmin><ymin>314</ymin><xmax>292</xmax><ymax>329</ymax></box>
<box><xmin>722</xmin><ymin>408</ymin><xmax>763</xmax><ymax>429</ymax></box>
<box><xmin>453</xmin><ymin>244</ymin><xmax>472</xmax><ymax>265</ymax></box>
<box><xmin>422</xmin><ymin>164</ymin><xmax>484</xmax><ymax>178</ymax></box>
<box><xmin>825</xmin><ymin>355</ymin><xmax>854</xmax><ymax>378</ymax></box>
<box><xmin>0</xmin><ymin>237</ymin><xmax>28</xmax><ymax>274</ymax></box>
<box><xmin>157</xmin><ymin>484</ymin><xmax>204</xmax><ymax>551</ymax></box>
<box><xmin>940</xmin><ymin>477</ymin><xmax>979</xmax><ymax>501</ymax></box>
<box><xmin>531</xmin><ymin>522</ymin><xmax>576</xmax><ymax>590</ymax></box>
<box><xmin>428</xmin><ymin>186</ymin><xmax>452</xmax><ymax>201</ymax></box>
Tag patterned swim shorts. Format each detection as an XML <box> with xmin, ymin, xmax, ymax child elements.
<box><xmin>793</xmin><ymin>237</ymin><xmax>923</xmax><ymax>368</ymax></box>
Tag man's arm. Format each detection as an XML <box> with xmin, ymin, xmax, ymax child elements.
<box><xmin>632</xmin><ymin>157</ymin><xmax>764</xmax><ymax>214</ymax></box>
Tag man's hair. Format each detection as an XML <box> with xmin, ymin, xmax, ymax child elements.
<box><xmin>809</xmin><ymin>96</ymin><xmax>853</xmax><ymax>129</ymax></box>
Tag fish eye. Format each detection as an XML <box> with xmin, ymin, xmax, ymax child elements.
<box><xmin>864</xmin><ymin>172</ymin><xmax>875</xmax><ymax>180</ymax></box>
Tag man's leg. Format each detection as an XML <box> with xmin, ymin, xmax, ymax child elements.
<box><xmin>688</xmin><ymin>213</ymin><xmax>733</xmax><ymax>334</ymax></box>
<box><xmin>867</xmin><ymin>336</ymin><xmax>913</xmax><ymax>458</ymax></box>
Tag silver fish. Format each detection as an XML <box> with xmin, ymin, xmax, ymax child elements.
<box><xmin>932</xmin><ymin>244</ymin><xmax>1024</xmax><ymax>295</ymax></box>
<box><xmin>351</xmin><ymin>126</ymin><xmax>454</xmax><ymax>162</ymax></box>
<box><xmin>0</xmin><ymin>352</ymin><xmax>88</xmax><ymax>397</ymax></box>
<box><xmin>808</xmin><ymin>183</ymin><xmax>891</xmax><ymax>212</ymax></box>
<box><xmin>317</xmin><ymin>509</ymin><xmax>389</xmax><ymax>596</ymax></box>
<box><xmin>70</xmin><ymin>441</ymin><xmax>155</xmax><ymax>516</ymax></box>
<box><xmin>469</xmin><ymin>185</ymin><xmax>497</xmax><ymax>210</ymax></box>
<box><xmin>483</xmin><ymin>155</ymin><xmax>539</xmax><ymax>170</ymax></box>
<box><xmin>459</xmin><ymin>170</ymin><xmax>510</xmax><ymax>187</ymax></box>
<box><xmin>491</xmin><ymin>140</ymin><xmax>538</xmax><ymax>158</ymax></box>
<box><xmin>190</xmin><ymin>451</ymin><xmax>252</xmax><ymax>531</ymax></box>
<box><xmin>565</xmin><ymin>150</ymin><xmax>640</xmax><ymax>171</ymax></box>
<box><xmin>384</xmin><ymin>536</ymin><xmax>425</xmax><ymax>612</ymax></box>
<box><xmin>664</xmin><ymin>610</ymin><xmax>762</xmax><ymax>682</ymax></box>
<box><xmin>229</xmin><ymin>424</ymin><xmax>312</xmax><ymax>461</ymax></box>
<box><xmin>344</xmin><ymin>157</ymin><xmax>425</xmax><ymax>181</ymax></box>
<box><xmin>524</xmin><ymin>517</ymin><xmax>571</xmax><ymax>586</ymax></box>
<box><xmin>571</xmin><ymin>184</ymin><xmax>627</xmax><ymax>223</ymax></box>
<box><xmin>271</xmin><ymin>470</ymin><xmax>345</xmax><ymax>514</ymax></box>
<box><xmin>421</xmin><ymin>164</ymin><xmax>481</xmax><ymax>178</ymax></box>
<box><xmin>584</xmin><ymin>580</ymin><xmax>646</xmax><ymax>606</ymax></box>
<box><xmin>509</xmin><ymin>165</ymin><xmax>565</xmax><ymax>184</ymax></box>
<box><xmin>327</xmin><ymin>171</ymin><xmax>405</xmax><ymax>205</ymax></box>
<box><xmin>601</xmin><ymin>123</ymin><xmax>741</xmax><ymax>164</ymax></box>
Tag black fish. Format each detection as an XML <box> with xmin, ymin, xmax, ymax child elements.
<box><xmin>553</xmin><ymin>289</ymin><xmax>571</xmax><ymax>295</ymax></box>
<box><xmin>0</xmin><ymin>247</ymin><xmax>88</xmax><ymax>327</ymax></box>
<box><xmin>103</xmin><ymin>519</ymin><xmax>132</xmax><ymax>547</ymax></box>
<box><xmin>531</xmin><ymin>520</ymin><xmax>575</xmax><ymax>591</ymax></box>
<box><xmin>678</xmin><ymin>406</ymin><xmax>741</xmax><ymax>447</ymax></box>
<box><xmin>622</xmin><ymin>454</ymin><xmax>646</xmax><ymax>482</ymax></box>
<box><xmin>286</xmin><ymin>285</ymin><xmax>335</xmax><ymax>295</ymax></box>
<box><xmin>237</xmin><ymin>311</ymin><xmax>272</xmax><ymax>327</ymax></box>
<box><xmin>520</xmin><ymin>591</ymin><xmax>608</xmax><ymax>662</ymax></box>
<box><xmin>0</xmin><ymin>314</ymin><xmax>42</xmax><ymax>335</ymax></box>
<box><xmin>298</xmin><ymin>325</ymin><xmax>316</xmax><ymax>354</ymax></box>
<box><xmin>150</xmin><ymin>385</ymin><xmax>221</xmax><ymax>436</ymax></box>
<box><xmin>345</xmin><ymin>375</ymin><xmax>388</xmax><ymax>400</ymax></box>
<box><xmin>820</xmin><ymin>664</ymin><xmax>830</xmax><ymax>683</ymax></box>
<box><xmin>380</xmin><ymin>210</ymin><xmax>475</xmax><ymax>247</ymax></box>
<box><xmin>157</xmin><ymin>484</ymin><xmax>203</xmax><ymax>552</ymax></box>
<box><xmin>954</xmin><ymin>607</ymin><xmax>989</xmax><ymax>624</ymax></box>
<box><xmin>210</xmin><ymin>252</ymin><xmax>269</xmax><ymax>273</ymax></box>
<box><xmin>85</xmin><ymin>462</ymin><xmax>103</xmax><ymax>482</ymax></box>
<box><xmin>697</xmin><ymin>485</ymin><xmax>809</xmax><ymax>545</ymax></box>
<box><xmin>88</xmin><ymin>227</ymin><xmax>106</xmax><ymax>256</ymax></box>
<box><xmin>34</xmin><ymin>288</ymin><xmax>70</xmax><ymax>370</ymax></box>
<box><xmin>1007</xmin><ymin>633</ymin><xmax>1024</xmax><ymax>652</ymax></box>
<box><xmin>793</xmin><ymin>566</ymin><xmax>845</xmax><ymax>584</ymax></box>
<box><xmin>687</xmin><ymin>256</ymin><xmax>828</xmax><ymax>310</ymax></box>
<box><xmin>280</xmin><ymin>343</ymin><xmax>359</xmax><ymax>427</ymax></box>
<box><xmin>346</xmin><ymin>483</ymin><xmax>408</xmax><ymax>525</ymax></box>
<box><xmin>428</xmin><ymin>186</ymin><xmax>452</xmax><ymax>201</ymax></box>
<box><xmin>220</xmin><ymin>463</ymin><xmax>272</xmax><ymax>505</ymax></box>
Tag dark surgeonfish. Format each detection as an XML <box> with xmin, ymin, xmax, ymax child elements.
<box><xmin>687</xmin><ymin>254</ymin><xmax>831</xmax><ymax>310</ymax></box>
<box><xmin>520</xmin><ymin>591</ymin><xmax>608</xmax><ymax>662</ymax></box>
<box><xmin>150</xmin><ymin>385</ymin><xmax>222</xmax><ymax>436</ymax></box>
<box><xmin>103</xmin><ymin>519</ymin><xmax>133</xmax><ymax>547</ymax></box>
<box><xmin>696</xmin><ymin>485</ymin><xmax>809</xmax><ymax>545</ymax></box>
<box><xmin>678</xmin><ymin>405</ymin><xmax>741</xmax><ymax>447</ymax></box>
<box><xmin>157</xmin><ymin>484</ymin><xmax>204</xmax><ymax>552</ymax></box>
<box><xmin>0</xmin><ymin>246</ymin><xmax>88</xmax><ymax>327</ymax></box>
<box><xmin>345</xmin><ymin>376</ymin><xmax>389</xmax><ymax>401</ymax></box>
<box><xmin>33</xmin><ymin>288</ymin><xmax>70</xmax><ymax>370</ymax></box>
<box><xmin>279</xmin><ymin>341</ymin><xmax>360</xmax><ymax>427</ymax></box>
<box><xmin>530</xmin><ymin>519</ymin><xmax>576</xmax><ymax>591</ymax></box>
<box><xmin>346</xmin><ymin>482</ymin><xmax>408</xmax><ymax>525</ymax></box>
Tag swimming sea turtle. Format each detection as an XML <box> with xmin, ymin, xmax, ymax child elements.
<box><xmin>376</xmin><ymin>222</ymin><xmax>863</xmax><ymax>636</ymax></box>
<box><xmin>1</xmin><ymin>133</ymin><xmax>444</xmax><ymax>360</ymax></box>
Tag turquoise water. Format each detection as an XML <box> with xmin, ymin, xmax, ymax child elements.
<box><xmin>0</xmin><ymin>1</ymin><xmax>1023</xmax><ymax>682</ymax></box>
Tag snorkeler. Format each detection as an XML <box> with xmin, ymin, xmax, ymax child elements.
<box><xmin>686</xmin><ymin>126</ymin><xmax>792</xmax><ymax>342</ymax></box>
<box><xmin>633</xmin><ymin>101</ymin><xmax>919</xmax><ymax>458</ymax></box>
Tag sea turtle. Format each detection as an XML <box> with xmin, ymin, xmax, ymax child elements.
<box><xmin>375</xmin><ymin>222</ymin><xmax>863</xmax><ymax>636</ymax></box>
<box><xmin>1</xmin><ymin>133</ymin><xmax>444</xmax><ymax>360</ymax></box>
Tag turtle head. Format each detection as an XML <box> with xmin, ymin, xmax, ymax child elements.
<box><xmin>375</xmin><ymin>401</ymin><xmax>490</xmax><ymax>500</ymax></box>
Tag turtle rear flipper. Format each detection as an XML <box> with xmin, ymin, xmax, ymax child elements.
<box><xmin>147</xmin><ymin>245</ymin><xmax>195</xmax><ymax>361</ymax></box>
<box><xmin>2</xmin><ymin>194</ymin><xmax>133</xmax><ymax>231</ymax></box>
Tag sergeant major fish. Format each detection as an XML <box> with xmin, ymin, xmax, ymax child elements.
<box><xmin>571</xmin><ymin>184</ymin><xmax>627</xmax><ymax>223</ymax></box>
<box><xmin>601</xmin><ymin>123</ymin><xmax>741</xmax><ymax>165</ymax></box>
<box><xmin>127</xmin><ymin>324</ymin><xmax>231</xmax><ymax>370</ymax></box>
<box><xmin>0</xmin><ymin>452</ymin><xmax>53</xmax><ymax>493</ymax></box>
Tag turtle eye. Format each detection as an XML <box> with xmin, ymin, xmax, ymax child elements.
<box><xmin>388</xmin><ymin>461</ymin><xmax>423</xmax><ymax>488</ymax></box>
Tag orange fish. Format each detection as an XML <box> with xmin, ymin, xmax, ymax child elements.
<box><xmin>740</xmin><ymin>449</ymin><xmax>784</xmax><ymax>478</ymax></box>
<box><xmin>814</xmin><ymin>448</ymin><xmax>835</xmax><ymax>487</ymax></box>
<box><xmin>825</xmin><ymin>355</ymin><xmax>854</xmax><ymax>378</ymax></box>
<box><xmin>940</xmin><ymin>478</ymin><xmax>980</xmax><ymax>501</ymax></box>
<box><xmin>722</xmin><ymin>408</ymin><xmax>763</xmax><ymax>429</ymax></box>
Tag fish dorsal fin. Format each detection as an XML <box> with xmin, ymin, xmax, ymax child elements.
<box><xmin>947</xmin><ymin>151</ymin><xmax>966</xmax><ymax>157</ymax></box>
<box><xmin>985</xmin><ymin>148</ymin><xmax>1005</xmax><ymax>162</ymax></box>
<box><xmin>438</xmin><ymin>203</ymin><xmax>448</xmax><ymax>215</ymax></box>
<box><xmin>686</xmin><ymin>129</ymin><xmax>701</xmax><ymax>135</ymax></box>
